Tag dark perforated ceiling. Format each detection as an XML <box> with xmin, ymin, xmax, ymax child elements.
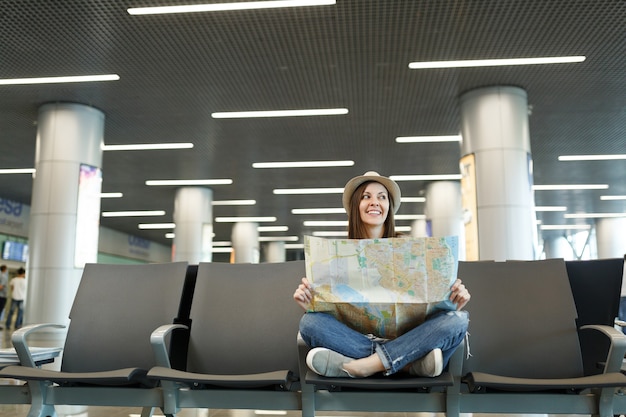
<box><xmin>0</xmin><ymin>1</ymin><xmax>624</xmax><ymax>258</ymax></box>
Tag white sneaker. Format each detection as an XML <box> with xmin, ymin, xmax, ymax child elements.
<box><xmin>306</xmin><ymin>347</ymin><xmax>353</xmax><ymax>377</ymax></box>
<box><xmin>409</xmin><ymin>348</ymin><xmax>443</xmax><ymax>377</ymax></box>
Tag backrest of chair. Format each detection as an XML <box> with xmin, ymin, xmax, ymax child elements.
<box><xmin>460</xmin><ymin>259</ymin><xmax>584</xmax><ymax>378</ymax></box>
<box><xmin>566</xmin><ymin>257</ymin><xmax>624</xmax><ymax>375</ymax></box>
<box><xmin>61</xmin><ymin>262</ymin><xmax>189</xmax><ymax>372</ymax></box>
<box><xmin>186</xmin><ymin>261</ymin><xmax>305</xmax><ymax>377</ymax></box>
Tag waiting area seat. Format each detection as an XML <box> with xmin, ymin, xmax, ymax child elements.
<box><xmin>0</xmin><ymin>262</ymin><xmax>192</xmax><ymax>417</ymax></box>
<box><xmin>147</xmin><ymin>261</ymin><xmax>305</xmax><ymax>415</ymax></box>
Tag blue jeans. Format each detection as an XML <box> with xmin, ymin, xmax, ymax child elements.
<box><xmin>300</xmin><ymin>309</ymin><xmax>469</xmax><ymax>375</ymax></box>
<box><xmin>6</xmin><ymin>299</ymin><xmax>24</xmax><ymax>329</ymax></box>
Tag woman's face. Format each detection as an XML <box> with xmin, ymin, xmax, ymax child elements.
<box><xmin>358</xmin><ymin>182</ymin><xmax>390</xmax><ymax>231</ymax></box>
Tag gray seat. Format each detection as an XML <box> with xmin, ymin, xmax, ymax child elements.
<box><xmin>147</xmin><ymin>260</ymin><xmax>305</xmax><ymax>415</ymax></box>
<box><xmin>0</xmin><ymin>262</ymin><xmax>190</xmax><ymax>417</ymax></box>
<box><xmin>458</xmin><ymin>259</ymin><xmax>626</xmax><ymax>417</ymax></box>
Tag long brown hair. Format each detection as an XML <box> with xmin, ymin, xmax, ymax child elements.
<box><xmin>347</xmin><ymin>181</ymin><xmax>396</xmax><ymax>239</ymax></box>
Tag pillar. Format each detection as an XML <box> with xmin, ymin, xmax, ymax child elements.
<box><xmin>596</xmin><ymin>217</ymin><xmax>626</xmax><ymax>258</ymax></box>
<box><xmin>173</xmin><ymin>187</ymin><xmax>213</xmax><ymax>263</ymax></box>
<box><xmin>424</xmin><ymin>181</ymin><xmax>466</xmax><ymax>260</ymax></box>
<box><xmin>231</xmin><ymin>222</ymin><xmax>259</xmax><ymax>263</ymax></box>
<box><xmin>26</xmin><ymin>103</ymin><xmax>104</xmax><ymax>345</ymax></box>
<box><xmin>410</xmin><ymin>219</ymin><xmax>429</xmax><ymax>238</ymax></box>
<box><xmin>265</xmin><ymin>241</ymin><xmax>286</xmax><ymax>263</ymax></box>
<box><xmin>460</xmin><ymin>86</ymin><xmax>537</xmax><ymax>261</ymax></box>
<box><xmin>543</xmin><ymin>235</ymin><xmax>575</xmax><ymax>260</ymax></box>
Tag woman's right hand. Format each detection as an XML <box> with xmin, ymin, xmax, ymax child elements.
<box><xmin>293</xmin><ymin>277</ymin><xmax>313</xmax><ymax>311</ymax></box>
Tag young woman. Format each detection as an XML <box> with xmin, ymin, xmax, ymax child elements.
<box><xmin>293</xmin><ymin>171</ymin><xmax>470</xmax><ymax>378</ymax></box>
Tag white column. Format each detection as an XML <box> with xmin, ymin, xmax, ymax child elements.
<box><xmin>543</xmin><ymin>235</ymin><xmax>575</xmax><ymax>260</ymax></box>
<box><xmin>424</xmin><ymin>181</ymin><xmax>466</xmax><ymax>260</ymax></box>
<box><xmin>265</xmin><ymin>241</ymin><xmax>286</xmax><ymax>263</ymax></box>
<box><xmin>173</xmin><ymin>187</ymin><xmax>213</xmax><ymax>263</ymax></box>
<box><xmin>411</xmin><ymin>219</ymin><xmax>429</xmax><ymax>238</ymax></box>
<box><xmin>460</xmin><ymin>86</ymin><xmax>537</xmax><ymax>261</ymax></box>
<box><xmin>26</xmin><ymin>103</ymin><xmax>104</xmax><ymax>344</ymax></box>
<box><xmin>596</xmin><ymin>217</ymin><xmax>626</xmax><ymax>258</ymax></box>
<box><xmin>231</xmin><ymin>222</ymin><xmax>259</xmax><ymax>263</ymax></box>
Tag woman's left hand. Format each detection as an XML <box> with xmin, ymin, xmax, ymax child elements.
<box><xmin>449</xmin><ymin>279</ymin><xmax>471</xmax><ymax>310</ymax></box>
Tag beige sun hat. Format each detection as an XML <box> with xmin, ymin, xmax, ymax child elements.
<box><xmin>342</xmin><ymin>171</ymin><xmax>401</xmax><ymax>214</ymax></box>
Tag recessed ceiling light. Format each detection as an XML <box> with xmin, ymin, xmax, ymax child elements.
<box><xmin>539</xmin><ymin>224</ymin><xmax>591</xmax><ymax>230</ymax></box>
<box><xmin>212</xmin><ymin>108</ymin><xmax>348</xmax><ymax>118</ymax></box>
<box><xmin>165</xmin><ymin>233</ymin><xmax>175</xmax><ymax>239</ymax></box>
<box><xmin>145</xmin><ymin>179</ymin><xmax>233</xmax><ymax>186</ymax></box>
<box><xmin>395</xmin><ymin>214</ymin><xmax>426</xmax><ymax>220</ymax></box>
<box><xmin>401</xmin><ymin>197</ymin><xmax>426</xmax><ymax>203</ymax></box>
<box><xmin>215</xmin><ymin>216</ymin><xmax>277</xmax><ymax>222</ymax></box>
<box><xmin>558</xmin><ymin>154</ymin><xmax>626</xmax><ymax>161</ymax></box>
<box><xmin>532</xmin><ymin>184</ymin><xmax>609</xmax><ymax>190</ymax></box>
<box><xmin>395</xmin><ymin>135</ymin><xmax>461</xmax><ymax>143</ymax></box>
<box><xmin>409</xmin><ymin>56</ymin><xmax>586</xmax><ymax>69</ymax></box>
<box><xmin>285</xmin><ymin>243</ymin><xmax>305</xmax><ymax>249</ymax></box>
<box><xmin>253</xmin><ymin>160</ymin><xmax>354</xmax><ymax>168</ymax></box>
<box><xmin>564</xmin><ymin>213</ymin><xmax>626</xmax><ymax>219</ymax></box>
<box><xmin>258</xmin><ymin>236</ymin><xmax>299</xmax><ymax>242</ymax></box>
<box><xmin>600</xmin><ymin>195</ymin><xmax>626</xmax><ymax>201</ymax></box>
<box><xmin>103</xmin><ymin>143</ymin><xmax>193</xmax><ymax>151</ymax></box>
<box><xmin>258</xmin><ymin>226</ymin><xmax>289</xmax><ymax>232</ymax></box>
<box><xmin>0</xmin><ymin>168</ymin><xmax>36</xmax><ymax>174</ymax></box>
<box><xmin>138</xmin><ymin>223</ymin><xmax>176</xmax><ymax>229</ymax></box>
<box><xmin>0</xmin><ymin>74</ymin><xmax>120</xmax><ymax>85</ymax></box>
<box><xmin>535</xmin><ymin>206</ymin><xmax>567</xmax><ymax>212</ymax></box>
<box><xmin>212</xmin><ymin>200</ymin><xmax>256</xmax><ymax>206</ymax></box>
<box><xmin>395</xmin><ymin>226</ymin><xmax>412</xmax><ymax>232</ymax></box>
<box><xmin>303</xmin><ymin>220</ymin><xmax>348</xmax><ymax>227</ymax></box>
<box><xmin>291</xmin><ymin>208</ymin><xmax>345</xmax><ymax>214</ymax></box>
<box><xmin>273</xmin><ymin>188</ymin><xmax>344</xmax><ymax>195</ymax></box>
<box><xmin>213</xmin><ymin>241</ymin><xmax>232</xmax><ymax>246</ymax></box>
<box><xmin>212</xmin><ymin>247</ymin><xmax>234</xmax><ymax>253</ymax></box>
<box><xmin>390</xmin><ymin>174</ymin><xmax>462</xmax><ymax>181</ymax></box>
<box><xmin>312</xmin><ymin>231</ymin><xmax>349</xmax><ymax>237</ymax></box>
<box><xmin>128</xmin><ymin>0</ymin><xmax>336</xmax><ymax>15</ymax></box>
<box><xmin>102</xmin><ymin>210</ymin><xmax>166</xmax><ymax>217</ymax></box>
<box><xmin>100</xmin><ymin>192</ymin><xmax>123</xmax><ymax>198</ymax></box>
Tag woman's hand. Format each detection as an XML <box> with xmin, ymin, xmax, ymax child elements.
<box><xmin>449</xmin><ymin>279</ymin><xmax>471</xmax><ymax>310</ymax></box>
<box><xmin>293</xmin><ymin>277</ymin><xmax>314</xmax><ymax>311</ymax></box>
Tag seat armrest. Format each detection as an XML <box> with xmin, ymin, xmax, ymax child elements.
<box><xmin>12</xmin><ymin>323</ymin><xmax>66</xmax><ymax>368</ymax></box>
<box><xmin>150</xmin><ymin>324</ymin><xmax>188</xmax><ymax>368</ymax></box>
<box><xmin>581</xmin><ymin>324</ymin><xmax>626</xmax><ymax>373</ymax></box>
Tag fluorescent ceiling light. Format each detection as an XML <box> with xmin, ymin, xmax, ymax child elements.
<box><xmin>128</xmin><ymin>0</ymin><xmax>335</xmax><ymax>15</ymax></box>
<box><xmin>409</xmin><ymin>56</ymin><xmax>586</xmax><ymax>69</ymax></box>
<box><xmin>312</xmin><ymin>231</ymin><xmax>349</xmax><ymax>237</ymax></box>
<box><xmin>395</xmin><ymin>214</ymin><xmax>426</xmax><ymax>220</ymax></box>
<box><xmin>215</xmin><ymin>216</ymin><xmax>277</xmax><ymax>222</ymax></box>
<box><xmin>535</xmin><ymin>206</ymin><xmax>567</xmax><ymax>212</ymax></box>
<box><xmin>146</xmin><ymin>179</ymin><xmax>233</xmax><ymax>186</ymax></box>
<box><xmin>212</xmin><ymin>200</ymin><xmax>256</xmax><ymax>206</ymax></box>
<box><xmin>102</xmin><ymin>210</ymin><xmax>166</xmax><ymax>217</ymax></box>
<box><xmin>138</xmin><ymin>223</ymin><xmax>176</xmax><ymax>229</ymax></box>
<box><xmin>401</xmin><ymin>197</ymin><xmax>426</xmax><ymax>203</ymax></box>
<box><xmin>601</xmin><ymin>195</ymin><xmax>626</xmax><ymax>201</ymax></box>
<box><xmin>100</xmin><ymin>192</ymin><xmax>123</xmax><ymax>198</ymax></box>
<box><xmin>390</xmin><ymin>174</ymin><xmax>462</xmax><ymax>181</ymax></box>
<box><xmin>165</xmin><ymin>233</ymin><xmax>175</xmax><ymax>239</ymax></box>
<box><xmin>564</xmin><ymin>213</ymin><xmax>626</xmax><ymax>219</ymax></box>
<box><xmin>558</xmin><ymin>154</ymin><xmax>626</xmax><ymax>161</ymax></box>
<box><xmin>285</xmin><ymin>243</ymin><xmax>305</xmax><ymax>249</ymax></box>
<box><xmin>273</xmin><ymin>188</ymin><xmax>344</xmax><ymax>195</ymax></box>
<box><xmin>259</xmin><ymin>236</ymin><xmax>299</xmax><ymax>242</ymax></box>
<box><xmin>212</xmin><ymin>247</ymin><xmax>234</xmax><ymax>253</ymax></box>
<box><xmin>103</xmin><ymin>143</ymin><xmax>193</xmax><ymax>151</ymax></box>
<box><xmin>253</xmin><ymin>160</ymin><xmax>354</xmax><ymax>168</ymax></box>
<box><xmin>255</xmin><ymin>411</ymin><xmax>288</xmax><ymax>415</ymax></box>
<box><xmin>304</xmin><ymin>220</ymin><xmax>348</xmax><ymax>227</ymax></box>
<box><xmin>0</xmin><ymin>168</ymin><xmax>36</xmax><ymax>174</ymax></box>
<box><xmin>258</xmin><ymin>226</ymin><xmax>289</xmax><ymax>232</ymax></box>
<box><xmin>532</xmin><ymin>184</ymin><xmax>609</xmax><ymax>191</ymax></box>
<box><xmin>212</xmin><ymin>241</ymin><xmax>232</xmax><ymax>246</ymax></box>
<box><xmin>396</xmin><ymin>226</ymin><xmax>412</xmax><ymax>232</ymax></box>
<box><xmin>212</xmin><ymin>108</ymin><xmax>348</xmax><ymax>118</ymax></box>
<box><xmin>539</xmin><ymin>224</ymin><xmax>591</xmax><ymax>231</ymax></box>
<box><xmin>292</xmin><ymin>208</ymin><xmax>345</xmax><ymax>214</ymax></box>
<box><xmin>395</xmin><ymin>135</ymin><xmax>461</xmax><ymax>143</ymax></box>
<box><xmin>0</xmin><ymin>74</ymin><xmax>119</xmax><ymax>85</ymax></box>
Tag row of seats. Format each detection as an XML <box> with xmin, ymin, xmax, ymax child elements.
<box><xmin>0</xmin><ymin>257</ymin><xmax>624</xmax><ymax>417</ymax></box>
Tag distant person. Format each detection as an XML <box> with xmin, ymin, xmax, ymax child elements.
<box><xmin>0</xmin><ymin>265</ymin><xmax>7</xmax><ymax>328</ymax></box>
<box><xmin>6</xmin><ymin>267</ymin><xmax>26</xmax><ymax>330</ymax></box>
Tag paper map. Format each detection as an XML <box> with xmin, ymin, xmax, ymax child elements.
<box><xmin>304</xmin><ymin>235</ymin><xmax>458</xmax><ymax>338</ymax></box>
